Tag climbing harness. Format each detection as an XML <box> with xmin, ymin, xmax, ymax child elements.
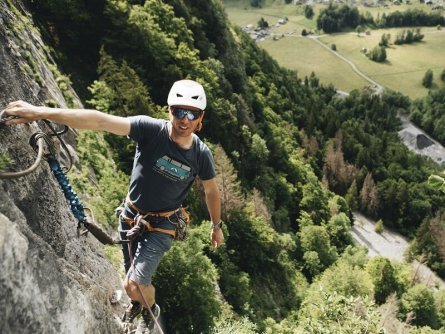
<box><xmin>0</xmin><ymin>118</ymin><xmax>127</xmax><ymax>245</ymax></box>
<box><xmin>123</xmin><ymin>196</ymin><xmax>191</xmax><ymax>240</ymax></box>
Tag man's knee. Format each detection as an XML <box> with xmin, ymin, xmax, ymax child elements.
<box><xmin>139</xmin><ymin>283</ymin><xmax>155</xmax><ymax>295</ymax></box>
<box><xmin>124</xmin><ymin>278</ymin><xmax>140</xmax><ymax>299</ymax></box>
<box><xmin>124</xmin><ymin>279</ymin><xmax>156</xmax><ymax>307</ymax></box>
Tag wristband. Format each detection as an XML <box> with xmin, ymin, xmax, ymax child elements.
<box><xmin>211</xmin><ymin>221</ymin><xmax>223</xmax><ymax>229</ymax></box>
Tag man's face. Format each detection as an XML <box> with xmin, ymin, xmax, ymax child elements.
<box><xmin>169</xmin><ymin>106</ymin><xmax>203</xmax><ymax>137</ymax></box>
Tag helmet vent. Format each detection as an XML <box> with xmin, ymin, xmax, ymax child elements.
<box><xmin>176</xmin><ymin>93</ymin><xmax>183</xmax><ymax>97</ymax></box>
<box><xmin>192</xmin><ymin>96</ymin><xmax>199</xmax><ymax>100</ymax></box>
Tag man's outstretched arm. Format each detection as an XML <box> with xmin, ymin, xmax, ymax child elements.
<box><xmin>2</xmin><ymin>100</ymin><xmax>131</xmax><ymax>136</ymax></box>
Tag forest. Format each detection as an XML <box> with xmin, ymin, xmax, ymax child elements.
<box><xmin>317</xmin><ymin>3</ymin><xmax>445</xmax><ymax>33</ymax></box>
<box><xmin>6</xmin><ymin>0</ymin><xmax>445</xmax><ymax>332</ymax></box>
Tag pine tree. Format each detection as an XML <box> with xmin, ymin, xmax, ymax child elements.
<box><xmin>422</xmin><ymin>69</ymin><xmax>434</xmax><ymax>88</ymax></box>
<box><xmin>360</xmin><ymin>172</ymin><xmax>378</xmax><ymax>217</ymax></box>
<box><xmin>213</xmin><ymin>144</ymin><xmax>244</xmax><ymax>221</ymax></box>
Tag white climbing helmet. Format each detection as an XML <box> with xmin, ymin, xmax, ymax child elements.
<box><xmin>167</xmin><ymin>79</ymin><xmax>207</xmax><ymax>110</ymax></box>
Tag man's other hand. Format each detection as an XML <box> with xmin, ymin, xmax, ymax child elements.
<box><xmin>210</xmin><ymin>228</ymin><xmax>224</xmax><ymax>249</ymax></box>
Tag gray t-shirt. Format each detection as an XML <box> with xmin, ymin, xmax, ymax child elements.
<box><xmin>126</xmin><ymin>116</ymin><xmax>216</xmax><ymax>212</ymax></box>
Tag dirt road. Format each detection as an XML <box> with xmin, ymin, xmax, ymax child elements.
<box><xmin>351</xmin><ymin>212</ymin><xmax>445</xmax><ymax>289</ymax></box>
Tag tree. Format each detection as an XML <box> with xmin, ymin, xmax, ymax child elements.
<box><xmin>398</xmin><ymin>284</ymin><xmax>440</xmax><ymax>328</ymax></box>
<box><xmin>312</xmin><ymin>261</ymin><xmax>374</xmax><ymax>298</ymax></box>
<box><xmin>326</xmin><ymin>212</ymin><xmax>352</xmax><ymax>250</ymax></box>
<box><xmin>246</xmin><ymin>188</ymin><xmax>271</xmax><ymax>224</ymax></box>
<box><xmin>375</xmin><ymin>219</ymin><xmax>384</xmax><ymax>234</ymax></box>
<box><xmin>366</xmin><ymin>257</ymin><xmax>400</xmax><ymax>304</ymax></box>
<box><xmin>300</xmin><ymin>177</ymin><xmax>330</xmax><ymax>223</ymax></box>
<box><xmin>218</xmin><ymin>255</ymin><xmax>252</xmax><ymax>315</ymax></box>
<box><xmin>213</xmin><ymin>144</ymin><xmax>244</xmax><ymax>221</ymax></box>
<box><xmin>379</xmin><ymin>33</ymin><xmax>391</xmax><ymax>47</ymax></box>
<box><xmin>368</xmin><ymin>45</ymin><xmax>387</xmax><ymax>63</ymax></box>
<box><xmin>156</xmin><ymin>235</ymin><xmax>221</xmax><ymax>333</ymax></box>
<box><xmin>356</xmin><ymin>24</ymin><xmax>365</xmax><ymax>36</ymax></box>
<box><xmin>428</xmin><ymin>215</ymin><xmax>445</xmax><ymax>262</ymax></box>
<box><xmin>345</xmin><ymin>180</ymin><xmax>359</xmax><ymax>211</ymax></box>
<box><xmin>251</xmin><ymin>133</ymin><xmax>270</xmax><ymax>162</ymax></box>
<box><xmin>297</xmin><ymin>291</ymin><xmax>383</xmax><ymax>333</ymax></box>
<box><xmin>360</xmin><ymin>172</ymin><xmax>378</xmax><ymax>217</ymax></box>
<box><xmin>304</xmin><ymin>5</ymin><xmax>314</xmax><ymax>20</ymax></box>
<box><xmin>299</xmin><ymin>225</ymin><xmax>338</xmax><ymax>277</ymax></box>
<box><xmin>410</xmin><ymin>213</ymin><xmax>445</xmax><ymax>277</ymax></box>
<box><xmin>258</xmin><ymin>17</ymin><xmax>269</xmax><ymax>29</ymax></box>
<box><xmin>323</xmin><ymin>137</ymin><xmax>358</xmax><ymax>195</ymax></box>
<box><xmin>430</xmin><ymin>171</ymin><xmax>445</xmax><ymax>193</ymax></box>
<box><xmin>422</xmin><ymin>69</ymin><xmax>434</xmax><ymax>88</ymax></box>
<box><xmin>440</xmin><ymin>69</ymin><xmax>445</xmax><ymax>82</ymax></box>
<box><xmin>435</xmin><ymin>289</ymin><xmax>445</xmax><ymax>328</ymax></box>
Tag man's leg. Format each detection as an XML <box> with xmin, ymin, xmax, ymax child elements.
<box><xmin>124</xmin><ymin>279</ymin><xmax>161</xmax><ymax>334</ymax></box>
<box><xmin>124</xmin><ymin>279</ymin><xmax>155</xmax><ymax>309</ymax></box>
<box><xmin>125</xmin><ymin>231</ymin><xmax>172</xmax><ymax>333</ymax></box>
<box><xmin>120</xmin><ymin>218</ymin><xmax>142</xmax><ymax>323</ymax></box>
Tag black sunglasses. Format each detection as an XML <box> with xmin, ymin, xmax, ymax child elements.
<box><xmin>171</xmin><ymin>107</ymin><xmax>202</xmax><ymax>121</ymax></box>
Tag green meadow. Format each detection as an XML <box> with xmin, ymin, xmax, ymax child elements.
<box><xmin>224</xmin><ymin>0</ymin><xmax>445</xmax><ymax>98</ymax></box>
<box><xmin>260</xmin><ymin>36</ymin><xmax>370</xmax><ymax>92</ymax></box>
<box><xmin>320</xmin><ymin>28</ymin><xmax>445</xmax><ymax>98</ymax></box>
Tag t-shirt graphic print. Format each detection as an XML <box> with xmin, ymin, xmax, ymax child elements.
<box><xmin>154</xmin><ymin>155</ymin><xmax>192</xmax><ymax>181</ymax></box>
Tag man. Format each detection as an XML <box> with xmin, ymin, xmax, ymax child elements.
<box><xmin>3</xmin><ymin>79</ymin><xmax>224</xmax><ymax>334</ymax></box>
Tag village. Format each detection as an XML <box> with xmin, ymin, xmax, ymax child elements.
<box><xmin>241</xmin><ymin>0</ymin><xmax>444</xmax><ymax>42</ymax></box>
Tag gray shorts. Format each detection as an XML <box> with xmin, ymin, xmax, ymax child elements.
<box><xmin>127</xmin><ymin>224</ymin><xmax>174</xmax><ymax>285</ymax></box>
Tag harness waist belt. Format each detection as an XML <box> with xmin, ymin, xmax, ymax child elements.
<box><xmin>121</xmin><ymin>214</ymin><xmax>176</xmax><ymax>238</ymax></box>
<box><xmin>125</xmin><ymin>195</ymin><xmax>180</xmax><ymax>218</ymax></box>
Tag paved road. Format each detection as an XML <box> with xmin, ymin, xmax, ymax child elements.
<box><xmin>351</xmin><ymin>212</ymin><xmax>445</xmax><ymax>289</ymax></box>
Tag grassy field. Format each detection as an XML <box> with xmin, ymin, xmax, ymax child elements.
<box><xmin>320</xmin><ymin>28</ymin><xmax>445</xmax><ymax>98</ymax></box>
<box><xmin>261</xmin><ymin>36</ymin><xmax>370</xmax><ymax>92</ymax></box>
<box><xmin>224</xmin><ymin>0</ymin><xmax>445</xmax><ymax>98</ymax></box>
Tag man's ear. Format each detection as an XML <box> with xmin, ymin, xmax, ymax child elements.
<box><xmin>168</xmin><ymin>106</ymin><xmax>174</xmax><ymax>121</ymax></box>
<box><xmin>195</xmin><ymin>112</ymin><xmax>204</xmax><ymax>132</ymax></box>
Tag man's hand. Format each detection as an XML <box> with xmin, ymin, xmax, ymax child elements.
<box><xmin>2</xmin><ymin>100</ymin><xmax>43</xmax><ymax>125</ymax></box>
<box><xmin>211</xmin><ymin>228</ymin><xmax>224</xmax><ymax>249</ymax></box>
<box><xmin>2</xmin><ymin>100</ymin><xmax>131</xmax><ymax>135</ymax></box>
<box><xmin>126</xmin><ymin>220</ymin><xmax>145</xmax><ymax>241</ymax></box>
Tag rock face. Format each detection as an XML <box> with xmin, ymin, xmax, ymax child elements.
<box><xmin>0</xmin><ymin>1</ymin><xmax>125</xmax><ymax>333</ymax></box>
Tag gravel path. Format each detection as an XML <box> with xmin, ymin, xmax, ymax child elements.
<box><xmin>351</xmin><ymin>212</ymin><xmax>445</xmax><ymax>289</ymax></box>
<box><xmin>352</xmin><ymin>212</ymin><xmax>408</xmax><ymax>261</ymax></box>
